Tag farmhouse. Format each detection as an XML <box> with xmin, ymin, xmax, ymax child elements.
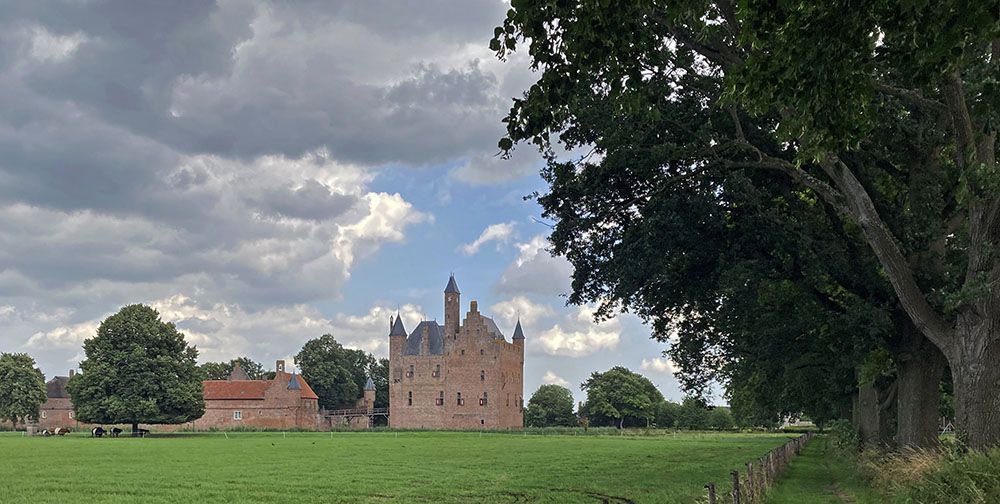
<box><xmin>388</xmin><ymin>275</ymin><xmax>524</xmax><ymax>429</ymax></box>
<box><xmin>36</xmin><ymin>371</ymin><xmax>90</xmax><ymax>431</ymax></box>
<box><xmin>189</xmin><ymin>360</ymin><xmax>321</xmax><ymax>430</ymax></box>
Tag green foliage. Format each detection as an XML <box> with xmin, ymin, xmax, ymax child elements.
<box><xmin>676</xmin><ymin>397</ymin><xmax>711</xmax><ymax>430</ymax></box>
<box><xmin>882</xmin><ymin>448</ymin><xmax>1000</xmax><ymax>503</ymax></box>
<box><xmin>707</xmin><ymin>407</ymin><xmax>736</xmax><ymax>431</ymax></box>
<box><xmin>828</xmin><ymin>419</ymin><xmax>861</xmax><ymax>455</ymax></box>
<box><xmin>654</xmin><ymin>400</ymin><xmax>681</xmax><ymax>428</ymax></box>
<box><xmin>199</xmin><ymin>357</ymin><xmax>269</xmax><ymax>381</ymax></box>
<box><xmin>580</xmin><ymin>367</ymin><xmax>663</xmax><ymax>428</ymax></box>
<box><xmin>0</xmin><ymin>353</ymin><xmax>47</xmax><ymax>425</ymax></box>
<box><xmin>524</xmin><ymin>384</ymin><xmax>577</xmax><ymax>427</ymax></box>
<box><xmin>67</xmin><ymin>304</ymin><xmax>204</xmax><ymax>426</ymax></box>
<box><xmin>295</xmin><ymin>334</ymin><xmax>376</xmax><ymax>410</ymax></box>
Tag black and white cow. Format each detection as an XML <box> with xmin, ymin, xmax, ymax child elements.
<box><xmin>110</xmin><ymin>427</ymin><xmax>123</xmax><ymax>438</ymax></box>
<box><xmin>91</xmin><ymin>426</ymin><xmax>105</xmax><ymax>438</ymax></box>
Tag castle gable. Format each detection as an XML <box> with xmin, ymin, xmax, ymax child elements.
<box><xmin>403</xmin><ymin>321</ymin><xmax>445</xmax><ymax>355</ymax></box>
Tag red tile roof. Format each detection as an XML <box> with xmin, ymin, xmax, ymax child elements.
<box><xmin>201</xmin><ymin>372</ymin><xmax>319</xmax><ymax>401</ymax></box>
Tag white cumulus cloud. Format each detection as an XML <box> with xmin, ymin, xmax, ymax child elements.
<box><xmin>640</xmin><ymin>357</ymin><xmax>678</xmax><ymax>375</ymax></box>
<box><xmin>460</xmin><ymin>221</ymin><xmax>516</xmax><ymax>255</ymax></box>
<box><xmin>542</xmin><ymin>370</ymin><xmax>570</xmax><ymax>387</ymax></box>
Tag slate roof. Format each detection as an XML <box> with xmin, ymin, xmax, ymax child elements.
<box><xmin>364</xmin><ymin>377</ymin><xmax>375</xmax><ymax>390</ymax></box>
<box><xmin>512</xmin><ymin>319</ymin><xmax>525</xmax><ymax>340</ymax></box>
<box><xmin>389</xmin><ymin>314</ymin><xmax>407</xmax><ymax>336</ymax></box>
<box><xmin>484</xmin><ymin>317</ymin><xmax>505</xmax><ymax>340</ymax></box>
<box><xmin>46</xmin><ymin>376</ymin><xmax>70</xmax><ymax>399</ymax></box>
<box><xmin>287</xmin><ymin>372</ymin><xmax>302</xmax><ymax>390</ymax></box>
<box><xmin>404</xmin><ymin>321</ymin><xmax>445</xmax><ymax>355</ymax></box>
<box><xmin>444</xmin><ymin>275</ymin><xmax>460</xmax><ymax>294</ymax></box>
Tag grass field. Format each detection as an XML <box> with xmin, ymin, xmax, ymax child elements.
<box><xmin>765</xmin><ymin>436</ymin><xmax>882</xmax><ymax>504</ymax></box>
<box><xmin>0</xmin><ymin>430</ymin><xmax>794</xmax><ymax>503</ymax></box>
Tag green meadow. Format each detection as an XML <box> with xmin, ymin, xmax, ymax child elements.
<box><xmin>0</xmin><ymin>430</ymin><xmax>794</xmax><ymax>503</ymax></box>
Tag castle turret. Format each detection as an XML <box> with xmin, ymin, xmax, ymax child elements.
<box><xmin>363</xmin><ymin>377</ymin><xmax>376</xmax><ymax>409</ymax></box>
<box><xmin>512</xmin><ymin>318</ymin><xmax>525</xmax><ymax>352</ymax></box>
<box><xmin>444</xmin><ymin>274</ymin><xmax>461</xmax><ymax>339</ymax></box>
<box><xmin>389</xmin><ymin>313</ymin><xmax>407</xmax><ymax>357</ymax></box>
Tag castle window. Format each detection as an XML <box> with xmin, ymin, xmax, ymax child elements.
<box><xmin>433</xmin><ymin>364</ymin><xmax>440</xmax><ymax>378</ymax></box>
<box><xmin>41</xmin><ymin>411</ymin><xmax>47</xmax><ymax>419</ymax></box>
<box><xmin>481</xmin><ymin>419</ymin><xmax>485</xmax><ymax>425</ymax></box>
<box><xmin>406</xmin><ymin>365</ymin><xmax>414</xmax><ymax>378</ymax></box>
<box><xmin>436</xmin><ymin>391</ymin><xmax>444</xmax><ymax>406</ymax></box>
<box><xmin>480</xmin><ymin>349</ymin><xmax>484</xmax><ymax>355</ymax></box>
<box><xmin>480</xmin><ymin>370</ymin><xmax>485</xmax><ymax>381</ymax></box>
<box><xmin>480</xmin><ymin>392</ymin><xmax>488</xmax><ymax>406</ymax></box>
<box><xmin>457</xmin><ymin>392</ymin><xmax>464</xmax><ymax>406</ymax></box>
<box><xmin>408</xmin><ymin>391</ymin><xmax>413</xmax><ymax>406</ymax></box>
<box><xmin>233</xmin><ymin>411</ymin><xmax>242</xmax><ymax>420</ymax></box>
<box><xmin>68</xmin><ymin>411</ymin><xmax>74</xmax><ymax>420</ymax></box>
<box><xmin>461</xmin><ymin>349</ymin><xmax>465</xmax><ymax>355</ymax></box>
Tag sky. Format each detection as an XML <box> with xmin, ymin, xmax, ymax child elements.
<box><xmin>0</xmin><ymin>0</ymin><xmax>688</xmax><ymax>405</ymax></box>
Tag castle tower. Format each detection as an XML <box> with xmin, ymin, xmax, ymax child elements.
<box><xmin>389</xmin><ymin>313</ymin><xmax>407</xmax><ymax>357</ymax></box>
<box><xmin>363</xmin><ymin>377</ymin><xmax>376</xmax><ymax>409</ymax></box>
<box><xmin>444</xmin><ymin>274</ymin><xmax>461</xmax><ymax>339</ymax></box>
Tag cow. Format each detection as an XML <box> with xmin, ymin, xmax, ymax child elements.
<box><xmin>92</xmin><ymin>426</ymin><xmax>105</xmax><ymax>438</ymax></box>
<box><xmin>54</xmin><ymin>427</ymin><xmax>70</xmax><ymax>436</ymax></box>
<box><xmin>110</xmin><ymin>427</ymin><xmax>123</xmax><ymax>438</ymax></box>
<box><xmin>132</xmin><ymin>428</ymin><xmax>150</xmax><ymax>438</ymax></box>
<box><xmin>41</xmin><ymin>429</ymin><xmax>51</xmax><ymax>437</ymax></box>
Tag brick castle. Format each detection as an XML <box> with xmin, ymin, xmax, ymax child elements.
<box><xmin>389</xmin><ymin>275</ymin><xmax>524</xmax><ymax>429</ymax></box>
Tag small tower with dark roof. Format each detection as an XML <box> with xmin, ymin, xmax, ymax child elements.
<box><xmin>512</xmin><ymin>318</ymin><xmax>525</xmax><ymax>352</ymax></box>
<box><xmin>389</xmin><ymin>312</ymin><xmax>407</xmax><ymax>358</ymax></box>
<box><xmin>287</xmin><ymin>371</ymin><xmax>302</xmax><ymax>391</ymax></box>
<box><xmin>444</xmin><ymin>274</ymin><xmax>460</xmax><ymax>339</ymax></box>
<box><xmin>363</xmin><ymin>376</ymin><xmax>376</xmax><ymax>410</ymax></box>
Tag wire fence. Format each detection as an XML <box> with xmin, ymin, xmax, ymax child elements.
<box><xmin>704</xmin><ymin>432</ymin><xmax>815</xmax><ymax>504</ymax></box>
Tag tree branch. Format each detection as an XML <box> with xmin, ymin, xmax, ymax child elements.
<box><xmin>874</xmin><ymin>82</ymin><xmax>948</xmax><ymax>116</ymax></box>
<box><xmin>818</xmin><ymin>156</ymin><xmax>955</xmax><ymax>353</ymax></box>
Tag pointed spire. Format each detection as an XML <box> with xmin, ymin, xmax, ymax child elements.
<box><xmin>512</xmin><ymin>318</ymin><xmax>525</xmax><ymax>340</ymax></box>
<box><xmin>287</xmin><ymin>371</ymin><xmax>302</xmax><ymax>390</ymax></box>
<box><xmin>444</xmin><ymin>274</ymin><xmax>461</xmax><ymax>294</ymax></box>
<box><xmin>364</xmin><ymin>377</ymin><xmax>375</xmax><ymax>391</ymax></box>
<box><xmin>390</xmin><ymin>312</ymin><xmax>407</xmax><ymax>336</ymax></box>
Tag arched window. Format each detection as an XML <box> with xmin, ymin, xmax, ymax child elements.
<box><xmin>433</xmin><ymin>364</ymin><xmax>441</xmax><ymax>377</ymax></box>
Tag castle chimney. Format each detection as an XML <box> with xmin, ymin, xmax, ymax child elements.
<box><xmin>470</xmin><ymin>300</ymin><xmax>478</xmax><ymax>313</ymax></box>
<box><xmin>276</xmin><ymin>360</ymin><xmax>285</xmax><ymax>373</ymax></box>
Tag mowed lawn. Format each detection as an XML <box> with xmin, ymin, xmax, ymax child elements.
<box><xmin>0</xmin><ymin>431</ymin><xmax>793</xmax><ymax>503</ymax></box>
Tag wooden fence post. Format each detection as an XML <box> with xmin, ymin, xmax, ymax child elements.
<box><xmin>705</xmin><ymin>483</ymin><xmax>717</xmax><ymax>504</ymax></box>
<box><xmin>731</xmin><ymin>470</ymin><xmax>741</xmax><ymax>504</ymax></box>
<box><xmin>746</xmin><ymin>461</ymin><xmax>755</xmax><ymax>503</ymax></box>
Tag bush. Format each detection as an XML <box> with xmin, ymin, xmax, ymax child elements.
<box><xmin>877</xmin><ymin>448</ymin><xmax>1000</xmax><ymax>503</ymax></box>
<box><xmin>827</xmin><ymin>419</ymin><xmax>860</xmax><ymax>455</ymax></box>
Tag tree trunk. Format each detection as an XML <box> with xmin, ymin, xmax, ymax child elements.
<box><xmin>895</xmin><ymin>332</ymin><xmax>946</xmax><ymax>448</ymax></box>
<box><xmin>132</xmin><ymin>422</ymin><xmax>138</xmax><ymax>434</ymax></box>
<box><xmin>856</xmin><ymin>376</ymin><xmax>895</xmax><ymax>448</ymax></box>
<box><xmin>951</xmin><ymin>315</ymin><xmax>1000</xmax><ymax>450</ymax></box>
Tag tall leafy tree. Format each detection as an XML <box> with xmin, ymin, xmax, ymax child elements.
<box><xmin>0</xmin><ymin>353</ymin><xmax>47</xmax><ymax>426</ymax></box>
<box><xmin>493</xmin><ymin>1</ymin><xmax>987</xmax><ymax>446</ymax></box>
<box><xmin>295</xmin><ymin>334</ymin><xmax>376</xmax><ymax>410</ymax></box>
<box><xmin>581</xmin><ymin>367</ymin><xmax>663</xmax><ymax>428</ymax></box>
<box><xmin>524</xmin><ymin>384</ymin><xmax>577</xmax><ymax>427</ymax></box>
<box><xmin>67</xmin><ymin>305</ymin><xmax>204</xmax><ymax>432</ymax></box>
<box><xmin>199</xmin><ymin>357</ymin><xmax>269</xmax><ymax>381</ymax></box>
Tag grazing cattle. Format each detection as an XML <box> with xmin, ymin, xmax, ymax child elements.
<box><xmin>41</xmin><ymin>429</ymin><xmax>51</xmax><ymax>437</ymax></box>
<box><xmin>54</xmin><ymin>427</ymin><xmax>70</xmax><ymax>436</ymax></box>
<box><xmin>132</xmin><ymin>428</ymin><xmax>150</xmax><ymax>438</ymax></box>
<box><xmin>92</xmin><ymin>427</ymin><xmax>105</xmax><ymax>438</ymax></box>
<box><xmin>110</xmin><ymin>427</ymin><xmax>123</xmax><ymax>438</ymax></box>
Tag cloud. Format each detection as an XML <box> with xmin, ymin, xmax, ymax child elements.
<box><xmin>490</xmin><ymin>296</ymin><xmax>555</xmax><ymax>327</ymax></box>
<box><xmin>460</xmin><ymin>221</ymin><xmax>516</xmax><ymax>255</ymax></box>
<box><xmin>26</xmin><ymin>321</ymin><xmax>99</xmax><ymax>350</ymax></box>
<box><xmin>496</xmin><ymin>235</ymin><xmax>574</xmax><ymax>296</ymax></box>
<box><xmin>542</xmin><ymin>370</ymin><xmax>570</xmax><ymax>388</ymax></box>
<box><xmin>640</xmin><ymin>357</ymin><xmax>678</xmax><ymax>375</ymax></box>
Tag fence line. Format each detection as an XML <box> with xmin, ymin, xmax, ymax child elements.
<box><xmin>704</xmin><ymin>432</ymin><xmax>814</xmax><ymax>504</ymax></box>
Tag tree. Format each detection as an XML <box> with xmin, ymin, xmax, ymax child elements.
<box><xmin>0</xmin><ymin>353</ymin><xmax>47</xmax><ymax>426</ymax></box>
<box><xmin>493</xmin><ymin>2</ymin><xmax>989</xmax><ymax>447</ymax></box>
<box><xmin>295</xmin><ymin>334</ymin><xmax>376</xmax><ymax>410</ymax></box>
<box><xmin>67</xmin><ymin>304</ymin><xmax>204</xmax><ymax>432</ymax></box>
<box><xmin>676</xmin><ymin>397</ymin><xmax>711</xmax><ymax>431</ymax></box>
<box><xmin>370</xmin><ymin>358</ymin><xmax>389</xmax><ymax>409</ymax></box>
<box><xmin>708</xmin><ymin>407</ymin><xmax>736</xmax><ymax>431</ymax></box>
<box><xmin>199</xmin><ymin>357</ymin><xmax>269</xmax><ymax>381</ymax></box>
<box><xmin>654</xmin><ymin>400</ymin><xmax>681</xmax><ymax>429</ymax></box>
<box><xmin>580</xmin><ymin>367</ymin><xmax>663</xmax><ymax>428</ymax></box>
<box><xmin>524</xmin><ymin>384</ymin><xmax>577</xmax><ymax>427</ymax></box>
